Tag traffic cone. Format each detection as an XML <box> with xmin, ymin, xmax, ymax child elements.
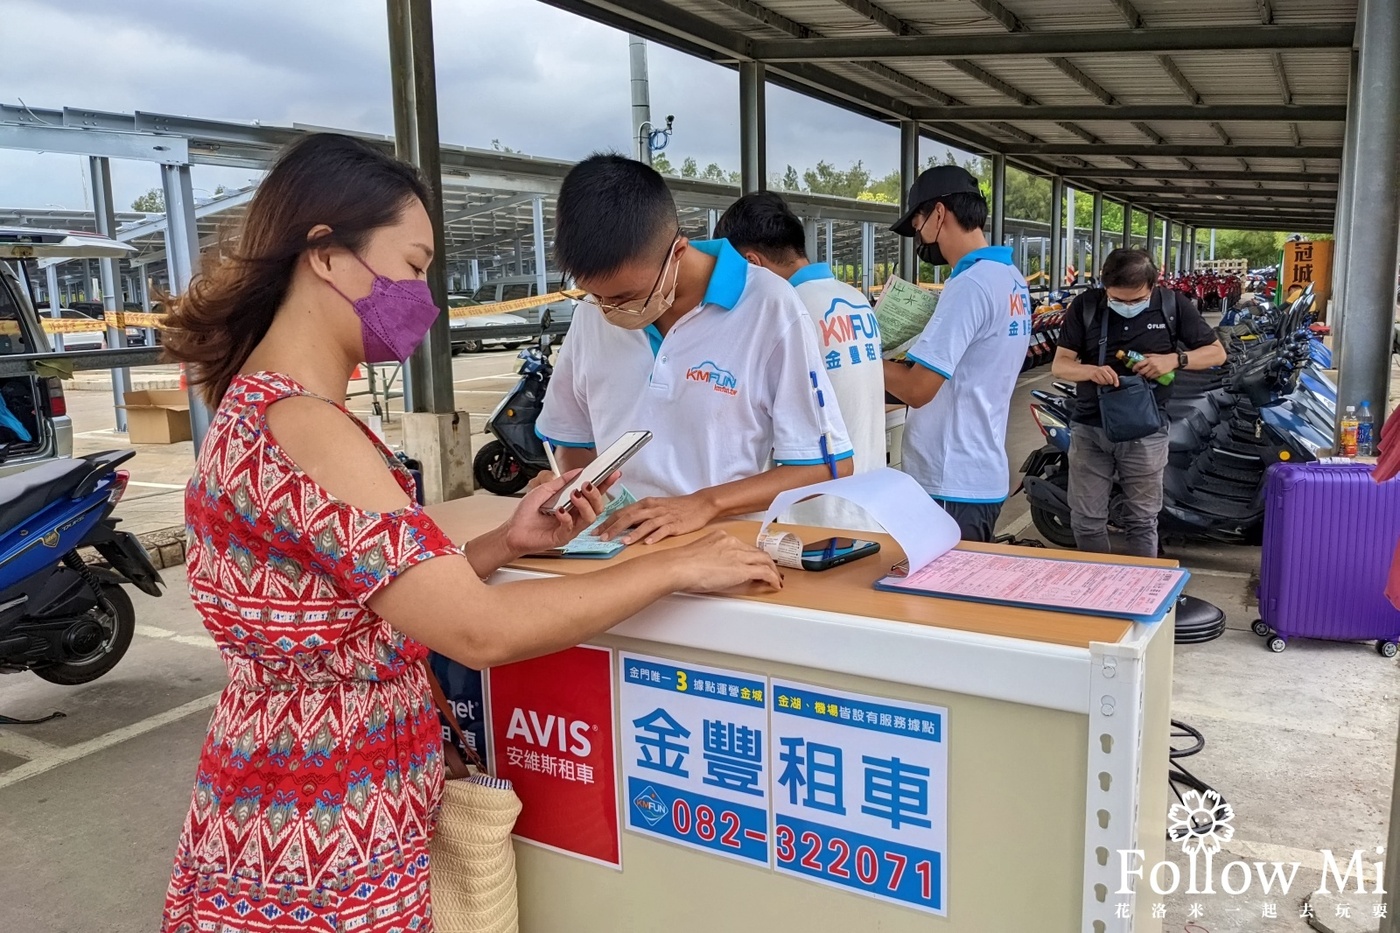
<box><xmin>352</xmin><ymin>365</ymin><xmax>363</xmax><ymax>380</ymax></box>
<box><xmin>178</xmin><ymin>364</ymin><xmax>187</xmax><ymax>390</ymax></box>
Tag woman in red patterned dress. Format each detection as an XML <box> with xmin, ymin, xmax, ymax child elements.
<box><xmin>159</xmin><ymin>134</ymin><xmax>780</xmax><ymax>933</ymax></box>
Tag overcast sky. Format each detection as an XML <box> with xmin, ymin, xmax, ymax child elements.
<box><xmin>0</xmin><ymin>0</ymin><xmax>960</xmax><ymax>212</ymax></box>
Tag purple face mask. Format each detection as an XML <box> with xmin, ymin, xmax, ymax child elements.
<box><xmin>328</xmin><ymin>252</ymin><xmax>440</xmax><ymax>364</ymax></box>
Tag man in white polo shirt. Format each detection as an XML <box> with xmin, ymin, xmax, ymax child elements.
<box><xmin>538</xmin><ymin>154</ymin><xmax>853</xmax><ymax>545</ymax></box>
<box><xmin>713</xmin><ymin>191</ymin><xmax>885</xmax><ymax>532</ymax></box>
<box><xmin>883</xmin><ymin>166</ymin><xmax>1032</xmax><ymax>542</ymax></box>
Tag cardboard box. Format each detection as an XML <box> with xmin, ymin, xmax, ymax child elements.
<box><xmin>120</xmin><ymin>389</ymin><xmax>192</xmax><ymax>445</ymax></box>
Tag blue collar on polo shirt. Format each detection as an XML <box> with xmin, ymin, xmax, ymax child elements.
<box><xmin>949</xmin><ymin>245</ymin><xmax>1015</xmax><ymax>279</ymax></box>
<box><xmin>644</xmin><ymin>238</ymin><xmax>749</xmax><ymax>355</ymax></box>
<box><xmin>788</xmin><ymin>262</ymin><xmax>835</xmax><ymax>288</ymax></box>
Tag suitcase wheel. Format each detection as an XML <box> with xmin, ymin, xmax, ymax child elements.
<box><xmin>1267</xmin><ymin>636</ymin><xmax>1287</xmax><ymax>653</ymax></box>
<box><xmin>1378</xmin><ymin>641</ymin><xmax>1398</xmax><ymax>659</ymax></box>
<box><xmin>1251</xmin><ymin>619</ymin><xmax>1271</xmax><ymax>637</ymax></box>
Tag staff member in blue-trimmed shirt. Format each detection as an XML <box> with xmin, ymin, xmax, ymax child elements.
<box><xmin>537</xmin><ymin>154</ymin><xmax>853</xmax><ymax>545</ymax></box>
<box><xmin>883</xmin><ymin>166</ymin><xmax>1032</xmax><ymax>542</ymax></box>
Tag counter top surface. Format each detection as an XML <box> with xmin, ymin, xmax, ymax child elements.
<box><xmin>426</xmin><ymin>494</ymin><xmax>1168</xmax><ymax>650</ymax></box>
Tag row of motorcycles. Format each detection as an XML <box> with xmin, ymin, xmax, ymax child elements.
<box><xmin>1019</xmin><ymin>285</ymin><xmax>1337</xmax><ymax>549</ymax></box>
<box><xmin>1160</xmin><ymin>270</ymin><xmax>1243</xmax><ymax>313</ymax></box>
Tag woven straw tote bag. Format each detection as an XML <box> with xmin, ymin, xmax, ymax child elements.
<box><xmin>426</xmin><ymin>663</ymin><xmax>523</xmax><ymax>933</ymax></box>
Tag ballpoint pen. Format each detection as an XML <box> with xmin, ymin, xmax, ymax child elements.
<box><xmin>809</xmin><ymin>370</ymin><xmax>838</xmax><ymax>480</ymax></box>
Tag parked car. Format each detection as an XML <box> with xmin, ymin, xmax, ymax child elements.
<box><xmin>34</xmin><ymin>306</ymin><xmax>106</xmax><ymax>352</ymax></box>
<box><xmin>447</xmin><ymin>295</ymin><xmax>531</xmax><ymax>354</ymax></box>
<box><xmin>0</xmin><ymin>226</ymin><xmax>135</xmax><ymax>478</ymax></box>
<box><xmin>0</xmin><ymin>263</ymin><xmax>71</xmax><ymax>479</ymax></box>
<box><xmin>468</xmin><ymin>276</ymin><xmax>577</xmax><ymax>327</ymax></box>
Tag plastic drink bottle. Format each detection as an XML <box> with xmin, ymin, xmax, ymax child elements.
<box><xmin>1115</xmin><ymin>349</ymin><xmax>1175</xmax><ymax>385</ymax></box>
<box><xmin>1356</xmin><ymin>401</ymin><xmax>1375</xmax><ymax>457</ymax></box>
<box><xmin>1340</xmin><ymin>405</ymin><xmax>1359</xmax><ymax>457</ymax></box>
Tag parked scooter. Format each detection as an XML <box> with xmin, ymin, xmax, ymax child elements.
<box><xmin>1019</xmin><ymin>292</ymin><xmax>1329</xmax><ymax>549</ymax></box>
<box><xmin>0</xmin><ymin>450</ymin><xmax>162</xmax><ymax>685</ymax></box>
<box><xmin>471</xmin><ymin>331</ymin><xmax>554</xmax><ymax>495</ymax></box>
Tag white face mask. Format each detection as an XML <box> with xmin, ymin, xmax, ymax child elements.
<box><xmin>1108</xmin><ymin>297</ymin><xmax>1151</xmax><ymax>318</ymax></box>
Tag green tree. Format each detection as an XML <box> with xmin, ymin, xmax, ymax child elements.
<box><xmin>1213</xmin><ymin>229</ymin><xmax>1286</xmax><ymax>268</ymax></box>
<box><xmin>782</xmin><ymin>165</ymin><xmax>801</xmax><ymax>191</ymax></box>
<box><xmin>701</xmin><ymin>162</ymin><xmax>727</xmax><ymax>181</ymax></box>
<box><xmin>680</xmin><ymin>157</ymin><xmax>698</xmax><ymax>179</ymax></box>
<box><xmin>652</xmin><ymin>152</ymin><xmax>676</xmax><ymax>175</ymax></box>
<box><xmin>802</xmin><ymin>160</ymin><xmax>872</xmax><ymax>199</ymax></box>
<box><xmin>490</xmin><ymin>138</ymin><xmax>519</xmax><ymax>154</ymax></box>
<box><xmin>131</xmin><ymin>188</ymin><xmax>164</xmax><ymax>212</ymax></box>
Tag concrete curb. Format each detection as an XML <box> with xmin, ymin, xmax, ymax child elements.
<box><xmin>136</xmin><ymin>526</ymin><xmax>188</xmax><ymax>570</ymax></box>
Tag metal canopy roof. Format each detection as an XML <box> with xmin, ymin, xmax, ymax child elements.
<box><xmin>539</xmin><ymin>0</ymin><xmax>1352</xmax><ymax>230</ymax></box>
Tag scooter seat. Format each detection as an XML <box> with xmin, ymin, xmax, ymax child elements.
<box><xmin>0</xmin><ymin>458</ymin><xmax>92</xmax><ymax>538</ymax></box>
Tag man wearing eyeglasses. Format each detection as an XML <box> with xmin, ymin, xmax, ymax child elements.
<box><xmin>536</xmin><ymin>154</ymin><xmax>853</xmax><ymax>545</ymax></box>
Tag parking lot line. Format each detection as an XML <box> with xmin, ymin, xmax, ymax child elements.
<box><xmin>0</xmin><ymin>690</ymin><xmax>220</xmax><ymax>791</ymax></box>
<box><xmin>0</xmin><ymin>730</ymin><xmax>61</xmax><ymax>761</ymax></box>
<box><xmin>135</xmin><ymin>624</ymin><xmax>218</xmax><ymax>652</ymax></box>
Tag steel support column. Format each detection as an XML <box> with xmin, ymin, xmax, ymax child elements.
<box><xmin>1144</xmin><ymin>211</ymin><xmax>1156</xmax><ymax>262</ymax></box>
<box><xmin>739</xmin><ymin>61</ymin><xmax>767</xmax><ymax>194</ymax></box>
<box><xmin>44</xmin><ymin>263</ymin><xmax>63</xmax><ymax>353</ymax></box>
<box><xmin>1330</xmin><ymin>50</ymin><xmax>1362</xmax><ymax>336</ymax></box>
<box><xmin>991</xmin><ymin>154</ymin><xmax>1006</xmax><ymax>247</ymax></box>
<box><xmin>89</xmin><ymin>157</ymin><xmax>129</xmax><ymax>433</ymax></box>
<box><xmin>803</xmin><ymin>218</ymin><xmax>819</xmax><ymax>265</ymax></box>
<box><xmin>1162</xmin><ymin>218</ymin><xmax>1174</xmax><ymax>273</ymax></box>
<box><xmin>531</xmin><ymin>196</ymin><xmax>548</xmax><ymax>299</ymax></box>
<box><xmin>1188</xmin><ymin>227</ymin><xmax>1197</xmax><ymax>271</ymax></box>
<box><xmin>824</xmin><ymin>220</ymin><xmax>834</xmax><ymax>266</ymax></box>
<box><xmin>629</xmin><ymin>35</ymin><xmax>652</xmax><ymax>166</ymax></box>
<box><xmin>1091</xmin><ymin>192</ymin><xmax>1104</xmax><ymax>281</ymax></box>
<box><xmin>1124</xmin><ymin>204</ymin><xmax>1135</xmax><ymax>249</ymax></box>
<box><xmin>860</xmin><ymin>222</ymin><xmax>874</xmax><ymax>298</ymax></box>
<box><xmin>1064</xmin><ymin>185</ymin><xmax>1076</xmax><ymax>283</ymax></box>
<box><xmin>160</xmin><ymin>163</ymin><xmax>213</xmax><ymax>451</ymax></box>
<box><xmin>1209</xmin><ymin>228</ymin><xmax>1216</xmax><ymax>260</ymax></box>
<box><xmin>707</xmin><ymin>208</ymin><xmax>717</xmax><ymax>238</ymax></box>
<box><xmin>1049</xmin><ymin>177</ymin><xmax>1065</xmax><ymax>288</ymax></box>
<box><xmin>1337</xmin><ymin>0</ymin><xmax>1399</xmax><ymax>456</ymax></box>
<box><xmin>899</xmin><ymin>120</ymin><xmax>920</xmax><ymax>281</ymax></box>
<box><xmin>389</xmin><ymin>0</ymin><xmax>454</xmax><ymax>415</ymax></box>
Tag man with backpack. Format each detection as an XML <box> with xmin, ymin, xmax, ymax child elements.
<box><xmin>1053</xmin><ymin>248</ymin><xmax>1226</xmax><ymax>557</ymax></box>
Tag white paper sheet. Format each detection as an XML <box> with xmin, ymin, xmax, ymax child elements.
<box><xmin>757</xmin><ymin>469</ymin><xmax>961</xmax><ymax>572</ymax></box>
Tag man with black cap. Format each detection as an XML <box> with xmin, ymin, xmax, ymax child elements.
<box><xmin>883</xmin><ymin>165</ymin><xmax>1032</xmax><ymax>541</ymax></box>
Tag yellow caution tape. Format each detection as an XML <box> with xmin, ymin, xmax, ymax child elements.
<box><xmin>448</xmin><ymin>290</ymin><xmax>583</xmax><ymax>319</ymax></box>
<box><xmin>41</xmin><ymin>318</ymin><xmax>109</xmax><ymax>334</ymax></box>
<box><xmin>107</xmin><ymin>310</ymin><xmax>166</xmax><ymax>328</ymax></box>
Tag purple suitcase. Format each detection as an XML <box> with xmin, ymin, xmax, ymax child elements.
<box><xmin>1256</xmin><ymin>462</ymin><xmax>1400</xmax><ymax>653</ymax></box>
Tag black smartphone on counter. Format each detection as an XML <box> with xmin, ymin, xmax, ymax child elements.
<box><xmin>801</xmin><ymin>537</ymin><xmax>881</xmax><ymax>572</ymax></box>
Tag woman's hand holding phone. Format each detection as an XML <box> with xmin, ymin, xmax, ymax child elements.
<box><xmin>504</xmin><ymin>468</ymin><xmax>620</xmax><ymax>556</ymax></box>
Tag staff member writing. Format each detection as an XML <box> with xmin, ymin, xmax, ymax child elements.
<box><xmin>883</xmin><ymin>166</ymin><xmax>1032</xmax><ymax>542</ymax></box>
<box><xmin>713</xmin><ymin>191</ymin><xmax>885</xmax><ymax>532</ymax></box>
<box><xmin>538</xmin><ymin>154</ymin><xmax>854</xmax><ymax>545</ymax></box>
<box><xmin>1053</xmin><ymin>247</ymin><xmax>1225</xmax><ymax>557</ymax></box>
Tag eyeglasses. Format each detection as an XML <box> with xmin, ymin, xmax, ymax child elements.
<box><xmin>588</xmin><ymin>232</ymin><xmax>681</xmax><ymax>316</ymax></box>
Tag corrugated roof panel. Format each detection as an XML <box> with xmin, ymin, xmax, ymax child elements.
<box><xmin>748</xmin><ymin>0</ymin><xmax>892</xmax><ymax>34</ymax></box>
<box><xmin>1121</xmin><ymin>0</ymin><xmax>1266</xmax><ymax>27</ymax></box>
<box><xmin>898</xmin><ymin>58</ymin><xmax>1102</xmax><ymax>106</ymax></box>
<box><xmin>1271</xmin><ymin>0</ymin><xmax>1359</xmax><ymax>24</ymax></box>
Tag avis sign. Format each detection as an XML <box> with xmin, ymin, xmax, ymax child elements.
<box><xmin>486</xmin><ymin>645</ymin><xmax>620</xmax><ymax>868</ymax></box>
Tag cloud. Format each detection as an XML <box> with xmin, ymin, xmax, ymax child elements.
<box><xmin>0</xmin><ymin>0</ymin><xmax>934</xmax><ymax>210</ymax></box>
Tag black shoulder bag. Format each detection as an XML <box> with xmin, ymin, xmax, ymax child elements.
<box><xmin>1094</xmin><ymin>294</ymin><xmax>1164</xmax><ymax>442</ymax></box>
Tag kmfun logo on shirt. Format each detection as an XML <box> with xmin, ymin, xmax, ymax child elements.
<box><xmin>818</xmin><ymin>298</ymin><xmax>880</xmax><ymax>348</ymax></box>
<box><xmin>685</xmin><ymin>361</ymin><xmax>740</xmax><ymax>396</ymax></box>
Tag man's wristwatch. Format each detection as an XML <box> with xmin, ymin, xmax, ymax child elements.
<box><xmin>1177</xmin><ymin>350</ymin><xmax>1189</xmax><ymax>371</ymax></box>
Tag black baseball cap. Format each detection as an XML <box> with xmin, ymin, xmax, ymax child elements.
<box><xmin>891</xmin><ymin>165</ymin><xmax>982</xmax><ymax>237</ymax></box>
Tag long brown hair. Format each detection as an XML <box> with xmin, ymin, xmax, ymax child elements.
<box><xmin>162</xmin><ymin>133</ymin><xmax>431</xmax><ymax>407</ymax></box>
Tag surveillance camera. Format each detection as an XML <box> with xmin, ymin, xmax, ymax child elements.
<box><xmin>666</xmin><ymin>115</ymin><xmax>675</xmax><ymax>128</ymax></box>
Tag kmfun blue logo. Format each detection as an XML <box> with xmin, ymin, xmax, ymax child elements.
<box><xmin>633</xmin><ymin>785</ymin><xmax>668</xmax><ymax>826</ymax></box>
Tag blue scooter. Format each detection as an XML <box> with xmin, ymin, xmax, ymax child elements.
<box><xmin>0</xmin><ymin>450</ymin><xmax>162</xmax><ymax>688</ymax></box>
